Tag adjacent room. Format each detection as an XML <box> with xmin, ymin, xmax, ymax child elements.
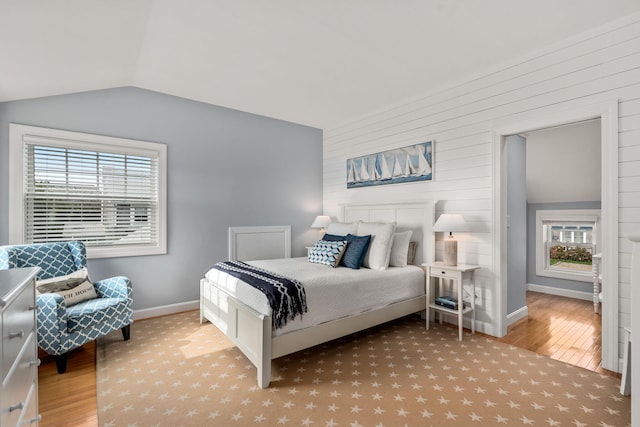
<box><xmin>1</xmin><ymin>1</ymin><xmax>639</xmax><ymax>426</ymax></box>
<box><xmin>502</xmin><ymin>120</ymin><xmax>605</xmax><ymax>371</ymax></box>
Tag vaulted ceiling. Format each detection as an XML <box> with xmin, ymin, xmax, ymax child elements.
<box><xmin>2</xmin><ymin>1</ymin><xmax>639</xmax><ymax>128</ymax></box>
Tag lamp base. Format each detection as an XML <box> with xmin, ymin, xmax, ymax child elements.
<box><xmin>443</xmin><ymin>237</ymin><xmax>458</xmax><ymax>266</ymax></box>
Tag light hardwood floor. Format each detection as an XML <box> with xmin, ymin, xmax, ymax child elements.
<box><xmin>38</xmin><ymin>345</ymin><xmax>98</xmax><ymax>427</ymax></box>
<box><xmin>37</xmin><ymin>292</ymin><xmax>616</xmax><ymax>426</ymax></box>
<box><xmin>496</xmin><ymin>291</ymin><xmax>612</xmax><ymax>375</ymax></box>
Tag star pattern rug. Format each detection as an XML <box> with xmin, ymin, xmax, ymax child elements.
<box><xmin>96</xmin><ymin>310</ymin><xmax>630</xmax><ymax>426</ymax></box>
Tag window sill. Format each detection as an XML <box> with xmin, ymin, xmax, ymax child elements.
<box><xmin>536</xmin><ymin>267</ymin><xmax>593</xmax><ymax>283</ymax></box>
<box><xmin>87</xmin><ymin>244</ymin><xmax>166</xmax><ymax>259</ymax></box>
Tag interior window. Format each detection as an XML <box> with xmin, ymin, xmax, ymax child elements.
<box><xmin>9</xmin><ymin>124</ymin><xmax>167</xmax><ymax>259</ymax></box>
<box><xmin>535</xmin><ymin>209</ymin><xmax>600</xmax><ymax>282</ymax></box>
<box><xmin>546</xmin><ymin>224</ymin><xmax>594</xmax><ymax>273</ymax></box>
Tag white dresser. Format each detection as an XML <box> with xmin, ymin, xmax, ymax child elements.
<box><xmin>0</xmin><ymin>267</ymin><xmax>40</xmax><ymax>426</ymax></box>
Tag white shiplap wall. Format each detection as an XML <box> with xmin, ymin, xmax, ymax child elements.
<box><xmin>323</xmin><ymin>13</ymin><xmax>640</xmax><ymax>352</ymax></box>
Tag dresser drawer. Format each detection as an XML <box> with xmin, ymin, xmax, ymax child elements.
<box><xmin>2</xmin><ymin>285</ymin><xmax>36</xmax><ymax>380</ymax></box>
<box><xmin>0</xmin><ymin>332</ymin><xmax>39</xmax><ymax>426</ymax></box>
<box><xmin>19</xmin><ymin>381</ymin><xmax>39</xmax><ymax>426</ymax></box>
<box><xmin>1</xmin><ymin>379</ymin><xmax>37</xmax><ymax>427</ymax></box>
<box><xmin>2</xmin><ymin>332</ymin><xmax>38</xmax><ymax>418</ymax></box>
<box><xmin>429</xmin><ymin>268</ymin><xmax>459</xmax><ymax>280</ymax></box>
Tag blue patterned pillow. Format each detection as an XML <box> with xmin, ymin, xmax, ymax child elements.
<box><xmin>323</xmin><ymin>233</ymin><xmax>372</xmax><ymax>269</ymax></box>
<box><xmin>308</xmin><ymin>240</ymin><xmax>348</xmax><ymax>267</ymax></box>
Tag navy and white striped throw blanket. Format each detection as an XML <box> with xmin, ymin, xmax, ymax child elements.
<box><xmin>210</xmin><ymin>260</ymin><xmax>308</xmax><ymax>330</ymax></box>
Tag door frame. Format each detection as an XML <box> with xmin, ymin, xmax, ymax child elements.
<box><xmin>493</xmin><ymin>99</ymin><xmax>619</xmax><ymax>371</ymax></box>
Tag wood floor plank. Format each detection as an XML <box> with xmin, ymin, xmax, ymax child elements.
<box><xmin>496</xmin><ymin>291</ymin><xmax>616</xmax><ymax>377</ymax></box>
<box><xmin>38</xmin><ymin>344</ymin><xmax>97</xmax><ymax>427</ymax></box>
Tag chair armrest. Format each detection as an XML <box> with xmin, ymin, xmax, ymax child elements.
<box><xmin>94</xmin><ymin>276</ymin><xmax>132</xmax><ymax>300</ymax></box>
<box><xmin>36</xmin><ymin>293</ymin><xmax>67</xmax><ymax>319</ymax></box>
<box><xmin>36</xmin><ymin>293</ymin><xmax>68</xmax><ymax>354</ymax></box>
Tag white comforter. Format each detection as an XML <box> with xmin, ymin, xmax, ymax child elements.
<box><xmin>204</xmin><ymin>257</ymin><xmax>425</xmax><ymax>335</ymax></box>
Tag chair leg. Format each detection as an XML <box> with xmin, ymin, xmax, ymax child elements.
<box><xmin>121</xmin><ymin>325</ymin><xmax>131</xmax><ymax>341</ymax></box>
<box><xmin>55</xmin><ymin>354</ymin><xmax>68</xmax><ymax>374</ymax></box>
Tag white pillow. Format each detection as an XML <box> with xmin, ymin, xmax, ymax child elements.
<box><xmin>389</xmin><ymin>230</ymin><xmax>413</xmax><ymax>267</ymax></box>
<box><xmin>325</xmin><ymin>222</ymin><xmax>357</xmax><ymax>236</ymax></box>
<box><xmin>36</xmin><ymin>267</ymin><xmax>98</xmax><ymax>306</ymax></box>
<box><xmin>356</xmin><ymin>221</ymin><xmax>396</xmax><ymax>270</ymax></box>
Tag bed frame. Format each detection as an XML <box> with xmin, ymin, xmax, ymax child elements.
<box><xmin>199</xmin><ymin>201</ymin><xmax>436</xmax><ymax>388</ymax></box>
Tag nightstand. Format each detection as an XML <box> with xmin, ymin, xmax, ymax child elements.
<box><xmin>305</xmin><ymin>246</ymin><xmax>313</xmax><ymax>257</ymax></box>
<box><xmin>423</xmin><ymin>262</ymin><xmax>480</xmax><ymax>341</ymax></box>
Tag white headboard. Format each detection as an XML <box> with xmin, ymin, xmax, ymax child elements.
<box><xmin>340</xmin><ymin>201</ymin><xmax>437</xmax><ymax>266</ymax></box>
<box><xmin>228</xmin><ymin>225</ymin><xmax>291</xmax><ymax>261</ymax></box>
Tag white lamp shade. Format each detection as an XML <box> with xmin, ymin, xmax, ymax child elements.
<box><xmin>433</xmin><ymin>214</ymin><xmax>468</xmax><ymax>266</ymax></box>
<box><xmin>311</xmin><ymin>215</ymin><xmax>332</xmax><ymax>229</ymax></box>
<box><xmin>432</xmin><ymin>214</ymin><xmax>470</xmax><ymax>233</ymax></box>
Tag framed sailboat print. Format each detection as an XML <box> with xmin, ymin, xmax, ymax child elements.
<box><xmin>346</xmin><ymin>141</ymin><xmax>433</xmax><ymax>189</ymax></box>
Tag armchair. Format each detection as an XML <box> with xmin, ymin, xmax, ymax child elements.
<box><xmin>0</xmin><ymin>241</ymin><xmax>133</xmax><ymax>373</ymax></box>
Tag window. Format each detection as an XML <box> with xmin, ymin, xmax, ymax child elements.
<box><xmin>535</xmin><ymin>209</ymin><xmax>600</xmax><ymax>282</ymax></box>
<box><xmin>9</xmin><ymin>124</ymin><xmax>167</xmax><ymax>259</ymax></box>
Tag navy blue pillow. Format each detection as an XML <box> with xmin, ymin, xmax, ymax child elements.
<box><xmin>322</xmin><ymin>233</ymin><xmax>372</xmax><ymax>269</ymax></box>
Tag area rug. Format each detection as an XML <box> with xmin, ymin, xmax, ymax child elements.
<box><xmin>96</xmin><ymin>310</ymin><xmax>630</xmax><ymax>426</ymax></box>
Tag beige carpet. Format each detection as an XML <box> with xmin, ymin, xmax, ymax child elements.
<box><xmin>97</xmin><ymin>311</ymin><xmax>630</xmax><ymax>426</ymax></box>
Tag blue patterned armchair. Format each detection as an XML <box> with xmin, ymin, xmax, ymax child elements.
<box><xmin>0</xmin><ymin>241</ymin><xmax>133</xmax><ymax>373</ymax></box>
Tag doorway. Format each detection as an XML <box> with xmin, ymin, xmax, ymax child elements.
<box><xmin>493</xmin><ymin>100</ymin><xmax>619</xmax><ymax>372</ymax></box>
<box><xmin>504</xmin><ymin>121</ymin><xmax>603</xmax><ymax>370</ymax></box>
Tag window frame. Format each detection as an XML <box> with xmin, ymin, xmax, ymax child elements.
<box><xmin>535</xmin><ymin>209</ymin><xmax>600</xmax><ymax>282</ymax></box>
<box><xmin>9</xmin><ymin>123</ymin><xmax>167</xmax><ymax>259</ymax></box>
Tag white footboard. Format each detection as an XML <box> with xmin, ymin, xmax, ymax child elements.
<box><xmin>201</xmin><ymin>278</ymin><xmax>426</xmax><ymax>388</ymax></box>
<box><xmin>200</xmin><ymin>278</ymin><xmax>273</xmax><ymax>387</ymax></box>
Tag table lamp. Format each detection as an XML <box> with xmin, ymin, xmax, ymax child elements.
<box><xmin>311</xmin><ymin>215</ymin><xmax>332</xmax><ymax>238</ymax></box>
<box><xmin>432</xmin><ymin>213</ymin><xmax>470</xmax><ymax>266</ymax></box>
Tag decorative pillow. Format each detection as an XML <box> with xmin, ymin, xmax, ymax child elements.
<box><xmin>35</xmin><ymin>267</ymin><xmax>98</xmax><ymax>306</ymax></box>
<box><xmin>308</xmin><ymin>240</ymin><xmax>348</xmax><ymax>268</ymax></box>
<box><xmin>389</xmin><ymin>230</ymin><xmax>413</xmax><ymax>267</ymax></box>
<box><xmin>356</xmin><ymin>221</ymin><xmax>396</xmax><ymax>270</ymax></box>
<box><xmin>323</xmin><ymin>233</ymin><xmax>372</xmax><ymax>269</ymax></box>
<box><xmin>325</xmin><ymin>222</ymin><xmax>357</xmax><ymax>236</ymax></box>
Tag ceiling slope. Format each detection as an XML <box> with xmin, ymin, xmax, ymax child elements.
<box><xmin>0</xmin><ymin>1</ymin><xmax>154</xmax><ymax>103</ymax></box>
<box><xmin>2</xmin><ymin>0</ymin><xmax>640</xmax><ymax>128</ymax></box>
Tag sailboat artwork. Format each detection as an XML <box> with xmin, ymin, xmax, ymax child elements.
<box><xmin>346</xmin><ymin>141</ymin><xmax>433</xmax><ymax>188</ymax></box>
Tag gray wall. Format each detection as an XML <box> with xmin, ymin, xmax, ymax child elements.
<box><xmin>0</xmin><ymin>87</ymin><xmax>323</xmax><ymax>311</ymax></box>
<box><xmin>527</xmin><ymin>201</ymin><xmax>601</xmax><ymax>292</ymax></box>
<box><xmin>506</xmin><ymin>135</ymin><xmax>527</xmax><ymax>315</ymax></box>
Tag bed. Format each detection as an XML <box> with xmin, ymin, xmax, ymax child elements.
<box><xmin>199</xmin><ymin>201</ymin><xmax>436</xmax><ymax>388</ymax></box>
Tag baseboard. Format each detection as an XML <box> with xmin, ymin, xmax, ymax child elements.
<box><xmin>429</xmin><ymin>312</ymin><xmax>497</xmax><ymax>337</ymax></box>
<box><xmin>507</xmin><ymin>306</ymin><xmax>529</xmax><ymax>326</ymax></box>
<box><xmin>473</xmin><ymin>318</ymin><xmax>497</xmax><ymax>337</ymax></box>
<box><xmin>133</xmin><ymin>300</ymin><xmax>200</xmax><ymax>320</ymax></box>
<box><xmin>527</xmin><ymin>283</ymin><xmax>593</xmax><ymax>301</ymax></box>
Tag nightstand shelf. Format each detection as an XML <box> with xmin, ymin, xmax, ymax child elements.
<box><xmin>427</xmin><ymin>303</ymin><xmax>473</xmax><ymax>316</ymax></box>
<box><xmin>423</xmin><ymin>262</ymin><xmax>480</xmax><ymax>341</ymax></box>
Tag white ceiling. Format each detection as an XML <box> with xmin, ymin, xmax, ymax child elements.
<box><xmin>2</xmin><ymin>1</ymin><xmax>639</xmax><ymax>129</ymax></box>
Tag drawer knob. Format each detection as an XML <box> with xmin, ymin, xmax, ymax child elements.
<box><xmin>28</xmin><ymin>304</ymin><xmax>38</xmax><ymax>311</ymax></box>
<box><xmin>8</xmin><ymin>330</ymin><xmax>24</xmax><ymax>339</ymax></box>
<box><xmin>28</xmin><ymin>415</ymin><xmax>42</xmax><ymax>424</ymax></box>
<box><xmin>9</xmin><ymin>401</ymin><xmax>24</xmax><ymax>412</ymax></box>
<box><xmin>30</xmin><ymin>359</ymin><xmax>41</xmax><ymax>367</ymax></box>
<box><xmin>441</xmin><ymin>271</ymin><xmax>446</xmax><ymax>274</ymax></box>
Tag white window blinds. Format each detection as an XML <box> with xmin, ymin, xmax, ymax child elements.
<box><xmin>10</xmin><ymin>124</ymin><xmax>167</xmax><ymax>258</ymax></box>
